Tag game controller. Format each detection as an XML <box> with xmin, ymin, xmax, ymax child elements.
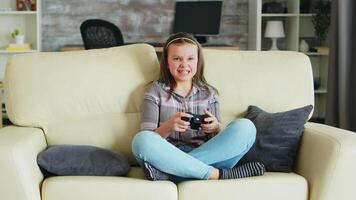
<box><xmin>181</xmin><ymin>112</ymin><xmax>210</xmax><ymax>130</ymax></box>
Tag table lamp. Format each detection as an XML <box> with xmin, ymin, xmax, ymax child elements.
<box><xmin>264</xmin><ymin>20</ymin><xmax>285</xmax><ymax>50</ymax></box>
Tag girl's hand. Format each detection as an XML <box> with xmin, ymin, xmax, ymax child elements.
<box><xmin>201</xmin><ymin>109</ymin><xmax>220</xmax><ymax>134</ymax></box>
<box><xmin>163</xmin><ymin>112</ymin><xmax>192</xmax><ymax>133</ymax></box>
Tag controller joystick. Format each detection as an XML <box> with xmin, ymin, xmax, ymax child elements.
<box><xmin>181</xmin><ymin>112</ymin><xmax>210</xmax><ymax>130</ymax></box>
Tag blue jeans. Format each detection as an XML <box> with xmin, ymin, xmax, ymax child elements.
<box><xmin>132</xmin><ymin>118</ymin><xmax>256</xmax><ymax>180</ymax></box>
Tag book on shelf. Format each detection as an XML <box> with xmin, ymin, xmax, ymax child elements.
<box><xmin>316</xmin><ymin>47</ymin><xmax>329</xmax><ymax>54</ymax></box>
<box><xmin>5</xmin><ymin>47</ymin><xmax>31</xmax><ymax>51</ymax></box>
<box><xmin>5</xmin><ymin>43</ymin><xmax>32</xmax><ymax>51</ymax></box>
<box><xmin>8</xmin><ymin>43</ymin><xmax>32</xmax><ymax>48</ymax></box>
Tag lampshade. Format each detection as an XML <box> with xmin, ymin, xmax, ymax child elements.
<box><xmin>264</xmin><ymin>20</ymin><xmax>285</xmax><ymax>38</ymax></box>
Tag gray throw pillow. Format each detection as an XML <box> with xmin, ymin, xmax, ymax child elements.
<box><xmin>37</xmin><ymin>145</ymin><xmax>130</xmax><ymax>176</ymax></box>
<box><xmin>238</xmin><ymin>105</ymin><xmax>313</xmax><ymax>172</ymax></box>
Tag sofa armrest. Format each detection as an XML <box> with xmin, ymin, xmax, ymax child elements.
<box><xmin>0</xmin><ymin>126</ymin><xmax>47</xmax><ymax>200</ymax></box>
<box><xmin>295</xmin><ymin>122</ymin><xmax>356</xmax><ymax>200</ymax></box>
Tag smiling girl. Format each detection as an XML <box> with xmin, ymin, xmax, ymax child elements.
<box><xmin>132</xmin><ymin>32</ymin><xmax>265</xmax><ymax>181</ymax></box>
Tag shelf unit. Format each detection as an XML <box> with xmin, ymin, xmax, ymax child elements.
<box><xmin>0</xmin><ymin>0</ymin><xmax>41</xmax><ymax>80</ymax></box>
<box><xmin>248</xmin><ymin>0</ymin><xmax>330</xmax><ymax>121</ymax></box>
<box><xmin>0</xmin><ymin>0</ymin><xmax>41</xmax><ymax>126</ymax></box>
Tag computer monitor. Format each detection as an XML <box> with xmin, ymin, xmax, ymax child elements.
<box><xmin>173</xmin><ymin>1</ymin><xmax>223</xmax><ymax>43</ymax></box>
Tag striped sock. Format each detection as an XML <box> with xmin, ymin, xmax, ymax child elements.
<box><xmin>142</xmin><ymin>162</ymin><xmax>169</xmax><ymax>181</ymax></box>
<box><xmin>219</xmin><ymin>162</ymin><xmax>265</xmax><ymax>180</ymax></box>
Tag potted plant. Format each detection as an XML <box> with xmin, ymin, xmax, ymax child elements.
<box><xmin>11</xmin><ymin>29</ymin><xmax>25</xmax><ymax>44</ymax></box>
<box><xmin>311</xmin><ymin>1</ymin><xmax>331</xmax><ymax>46</ymax></box>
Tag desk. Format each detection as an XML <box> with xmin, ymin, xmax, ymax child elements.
<box><xmin>60</xmin><ymin>45</ymin><xmax>85</xmax><ymax>52</ymax></box>
<box><xmin>60</xmin><ymin>44</ymin><xmax>239</xmax><ymax>52</ymax></box>
<box><xmin>153</xmin><ymin>46</ymin><xmax>239</xmax><ymax>52</ymax></box>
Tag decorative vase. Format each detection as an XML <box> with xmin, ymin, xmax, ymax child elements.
<box><xmin>299</xmin><ymin>40</ymin><xmax>309</xmax><ymax>52</ymax></box>
<box><xmin>15</xmin><ymin>35</ymin><xmax>25</xmax><ymax>44</ymax></box>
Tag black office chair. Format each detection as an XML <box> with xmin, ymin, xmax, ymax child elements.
<box><xmin>80</xmin><ymin>19</ymin><xmax>124</xmax><ymax>50</ymax></box>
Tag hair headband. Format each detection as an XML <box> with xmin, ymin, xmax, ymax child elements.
<box><xmin>166</xmin><ymin>37</ymin><xmax>197</xmax><ymax>48</ymax></box>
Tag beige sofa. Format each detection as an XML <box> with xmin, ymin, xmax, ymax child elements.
<box><xmin>0</xmin><ymin>44</ymin><xmax>355</xmax><ymax>200</ymax></box>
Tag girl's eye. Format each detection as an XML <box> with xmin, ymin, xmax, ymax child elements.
<box><xmin>188</xmin><ymin>57</ymin><xmax>195</xmax><ymax>61</ymax></box>
<box><xmin>173</xmin><ymin>57</ymin><xmax>180</xmax><ymax>61</ymax></box>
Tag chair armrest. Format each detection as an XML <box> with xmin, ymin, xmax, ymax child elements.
<box><xmin>0</xmin><ymin>126</ymin><xmax>47</xmax><ymax>200</ymax></box>
<box><xmin>295</xmin><ymin>122</ymin><xmax>356</xmax><ymax>200</ymax></box>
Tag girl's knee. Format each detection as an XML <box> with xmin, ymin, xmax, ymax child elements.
<box><xmin>228</xmin><ymin>118</ymin><xmax>256</xmax><ymax>142</ymax></box>
<box><xmin>131</xmin><ymin>130</ymin><xmax>158</xmax><ymax>157</ymax></box>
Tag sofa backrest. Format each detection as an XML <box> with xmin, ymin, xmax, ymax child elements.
<box><xmin>5</xmin><ymin>44</ymin><xmax>159</xmax><ymax>164</ymax></box>
<box><xmin>5</xmin><ymin>45</ymin><xmax>314</xmax><ymax>164</ymax></box>
<box><xmin>203</xmin><ymin>49</ymin><xmax>314</xmax><ymax>127</ymax></box>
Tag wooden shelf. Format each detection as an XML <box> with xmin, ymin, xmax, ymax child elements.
<box><xmin>261</xmin><ymin>13</ymin><xmax>299</xmax><ymax>17</ymax></box>
<box><xmin>299</xmin><ymin>14</ymin><xmax>316</xmax><ymax>17</ymax></box>
<box><xmin>315</xmin><ymin>89</ymin><xmax>327</xmax><ymax>94</ymax></box>
<box><xmin>0</xmin><ymin>50</ymin><xmax>38</xmax><ymax>53</ymax></box>
<box><xmin>304</xmin><ymin>52</ymin><xmax>329</xmax><ymax>56</ymax></box>
<box><xmin>0</xmin><ymin>11</ymin><xmax>37</xmax><ymax>15</ymax></box>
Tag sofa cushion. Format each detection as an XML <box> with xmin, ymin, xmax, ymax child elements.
<box><xmin>41</xmin><ymin>176</ymin><xmax>177</xmax><ymax>200</ymax></box>
<box><xmin>37</xmin><ymin>145</ymin><xmax>130</xmax><ymax>176</ymax></box>
<box><xmin>178</xmin><ymin>172</ymin><xmax>308</xmax><ymax>200</ymax></box>
<box><xmin>47</xmin><ymin>113</ymin><xmax>141</xmax><ymax>165</ymax></box>
<box><xmin>239</xmin><ymin>105</ymin><xmax>313</xmax><ymax>172</ymax></box>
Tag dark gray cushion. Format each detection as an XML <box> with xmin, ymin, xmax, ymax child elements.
<box><xmin>37</xmin><ymin>145</ymin><xmax>130</xmax><ymax>176</ymax></box>
<box><xmin>238</xmin><ymin>105</ymin><xmax>313</xmax><ymax>172</ymax></box>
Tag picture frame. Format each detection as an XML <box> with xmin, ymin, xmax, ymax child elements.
<box><xmin>16</xmin><ymin>0</ymin><xmax>36</xmax><ymax>11</ymax></box>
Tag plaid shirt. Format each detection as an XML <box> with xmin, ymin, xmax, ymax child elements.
<box><xmin>140</xmin><ymin>81</ymin><xmax>221</xmax><ymax>147</ymax></box>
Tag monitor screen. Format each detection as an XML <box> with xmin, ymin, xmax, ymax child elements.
<box><xmin>173</xmin><ymin>1</ymin><xmax>223</xmax><ymax>35</ymax></box>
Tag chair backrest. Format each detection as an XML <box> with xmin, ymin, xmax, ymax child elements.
<box><xmin>80</xmin><ymin>19</ymin><xmax>124</xmax><ymax>49</ymax></box>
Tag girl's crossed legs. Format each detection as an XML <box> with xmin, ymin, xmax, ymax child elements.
<box><xmin>132</xmin><ymin>118</ymin><xmax>259</xmax><ymax>180</ymax></box>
